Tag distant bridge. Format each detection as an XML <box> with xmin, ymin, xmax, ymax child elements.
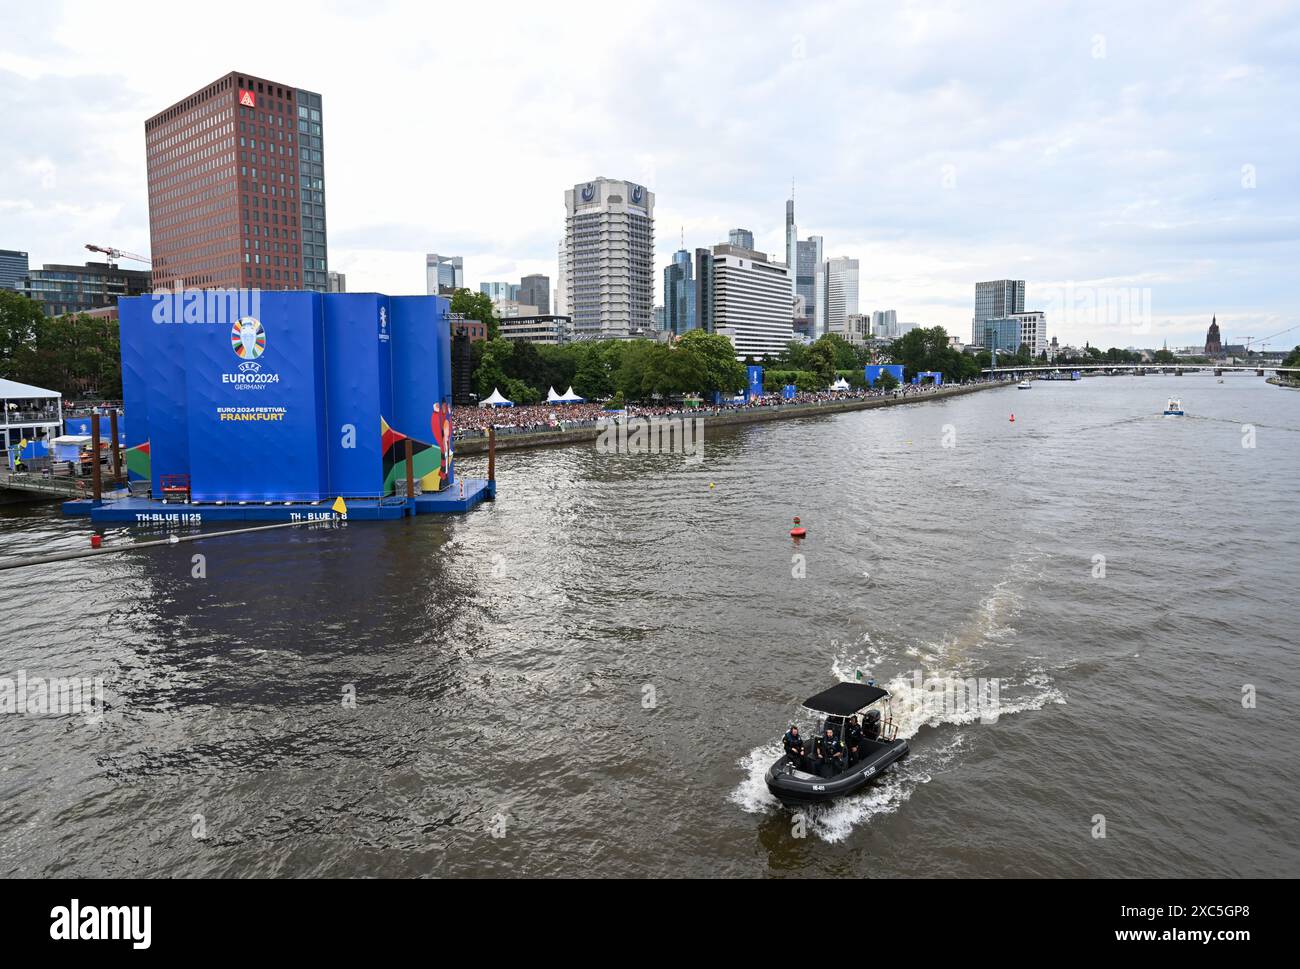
<box><xmin>981</xmin><ymin>363</ymin><xmax>1300</xmax><ymax>377</ymax></box>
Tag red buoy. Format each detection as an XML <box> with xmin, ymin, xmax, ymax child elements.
<box><xmin>90</xmin><ymin>534</ymin><xmax>102</xmax><ymax>549</ymax></box>
<box><xmin>790</xmin><ymin>516</ymin><xmax>806</xmax><ymax>538</ymax></box>
<box><xmin>1009</xmin><ymin>413</ymin><xmax>1016</xmax><ymax>423</ymax></box>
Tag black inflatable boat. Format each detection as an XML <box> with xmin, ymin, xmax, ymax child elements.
<box><xmin>764</xmin><ymin>682</ymin><xmax>909</xmax><ymax>808</ymax></box>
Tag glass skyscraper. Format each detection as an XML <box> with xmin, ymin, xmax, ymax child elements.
<box><xmin>0</xmin><ymin>249</ymin><xmax>28</xmax><ymax>291</ymax></box>
<box><xmin>728</xmin><ymin>228</ymin><xmax>754</xmax><ymax>250</ymax></box>
<box><xmin>973</xmin><ymin>280</ymin><xmax>1025</xmax><ymax>346</ymax></box>
<box><xmin>796</xmin><ymin>236</ymin><xmax>823</xmax><ymax>332</ymax></box>
<box><xmin>663</xmin><ymin>248</ymin><xmax>696</xmax><ymax>336</ymax></box>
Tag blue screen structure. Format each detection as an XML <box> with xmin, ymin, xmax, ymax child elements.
<box><xmin>116</xmin><ymin>290</ymin><xmax>452</xmax><ymax>502</ymax></box>
<box><xmin>864</xmin><ymin>365</ymin><xmax>904</xmax><ymax>387</ymax></box>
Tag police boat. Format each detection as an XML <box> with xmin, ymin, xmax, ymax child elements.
<box><xmin>764</xmin><ymin>682</ymin><xmax>909</xmax><ymax>808</ymax></box>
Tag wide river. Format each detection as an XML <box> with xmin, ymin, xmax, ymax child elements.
<box><xmin>2</xmin><ymin>372</ymin><xmax>1298</xmax><ymax>878</ymax></box>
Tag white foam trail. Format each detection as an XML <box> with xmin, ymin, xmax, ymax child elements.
<box><xmin>727</xmin><ymin>731</ymin><xmax>972</xmax><ymax>844</ymax></box>
<box><xmin>730</xmin><ymin>555</ymin><xmax>1067</xmax><ymax>841</ymax></box>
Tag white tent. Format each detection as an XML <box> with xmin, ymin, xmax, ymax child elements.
<box><xmin>556</xmin><ymin>385</ymin><xmax>586</xmax><ymax>403</ymax></box>
<box><xmin>0</xmin><ymin>377</ymin><xmax>61</xmax><ymax>400</ymax></box>
<box><xmin>830</xmin><ymin>377</ymin><xmax>851</xmax><ymax>391</ymax></box>
<box><xmin>546</xmin><ymin>386</ymin><xmax>563</xmax><ymax>403</ymax></box>
<box><xmin>51</xmin><ymin>435</ymin><xmax>91</xmax><ymax>463</ymax></box>
<box><xmin>479</xmin><ymin>387</ymin><xmax>514</xmax><ymax>407</ymax></box>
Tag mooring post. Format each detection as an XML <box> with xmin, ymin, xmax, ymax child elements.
<box><xmin>90</xmin><ymin>408</ymin><xmax>102</xmax><ymax>503</ymax></box>
<box><xmin>488</xmin><ymin>425</ymin><xmax>496</xmax><ymax>482</ymax></box>
<box><xmin>405</xmin><ymin>438</ymin><xmax>415</xmax><ymax>501</ymax></box>
<box><xmin>109</xmin><ymin>408</ymin><xmax>122</xmax><ymax>485</ymax></box>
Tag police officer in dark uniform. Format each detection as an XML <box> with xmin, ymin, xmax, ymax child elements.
<box><xmin>845</xmin><ymin>715</ymin><xmax>864</xmax><ymax>765</ymax></box>
<box><xmin>783</xmin><ymin>725</ymin><xmax>807</xmax><ymax>771</ymax></box>
<box><xmin>816</xmin><ymin>727</ymin><xmax>844</xmax><ymax>777</ymax></box>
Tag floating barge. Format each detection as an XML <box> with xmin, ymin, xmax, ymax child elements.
<box><xmin>62</xmin><ymin>478</ymin><xmax>495</xmax><ymax>524</ymax></box>
<box><xmin>56</xmin><ymin>290</ymin><xmax>499</xmax><ymax>527</ymax></box>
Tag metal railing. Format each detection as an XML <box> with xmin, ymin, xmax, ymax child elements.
<box><xmin>2</xmin><ymin>411</ymin><xmax>62</xmax><ymax>425</ymax></box>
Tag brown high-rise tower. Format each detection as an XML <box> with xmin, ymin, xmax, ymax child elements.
<box><xmin>144</xmin><ymin>71</ymin><xmax>328</xmax><ymax>292</ymax></box>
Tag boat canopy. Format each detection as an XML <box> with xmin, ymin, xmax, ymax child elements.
<box><xmin>801</xmin><ymin>682</ymin><xmax>888</xmax><ymax>715</ymax></box>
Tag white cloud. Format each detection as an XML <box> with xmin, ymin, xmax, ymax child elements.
<box><xmin>2</xmin><ymin>0</ymin><xmax>1298</xmax><ymax>350</ymax></box>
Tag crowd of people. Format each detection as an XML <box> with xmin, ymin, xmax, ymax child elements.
<box><xmin>450</xmin><ymin>377</ymin><xmax>1004</xmax><ymax>438</ymax></box>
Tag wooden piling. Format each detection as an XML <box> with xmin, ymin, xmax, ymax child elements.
<box><xmin>109</xmin><ymin>409</ymin><xmax>122</xmax><ymax>485</ymax></box>
<box><xmin>90</xmin><ymin>411</ymin><xmax>102</xmax><ymax>503</ymax></box>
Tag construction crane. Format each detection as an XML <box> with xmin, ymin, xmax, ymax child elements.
<box><xmin>1243</xmin><ymin>322</ymin><xmax>1300</xmax><ymax>352</ymax></box>
<box><xmin>1232</xmin><ymin>325</ymin><xmax>1300</xmax><ymax>356</ymax></box>
<box><xmin>85</xmin><ymin>244</ymin><xmax>152</xmax><ymax>268</ymax></box>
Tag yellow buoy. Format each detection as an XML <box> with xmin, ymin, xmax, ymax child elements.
<box><xmin>332</xmin><ymin>496</ymin><xmax>348</xmax><ymax>515</ymax></box>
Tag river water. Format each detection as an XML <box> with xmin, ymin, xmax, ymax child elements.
<box><xmin>1</xmin><ymin>372</ymin><xmax>1297</xmax><ymax>878</ymax></box>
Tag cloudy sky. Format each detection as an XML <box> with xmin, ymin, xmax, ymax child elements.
<box><xmin>2</xmin><ymin>0</ymin><xmax>1297</xmax><ymax>349</ymax></box>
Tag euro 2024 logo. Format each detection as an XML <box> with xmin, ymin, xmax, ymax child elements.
<box><xmin>231</xmin><ymin>317</ymin><xmax>266</xmax><ymax>360</ymax></box>
<box><xmin>222</xmin><ymin>317</ymin><xmax>279</xmax><ymax>389</ymax></box>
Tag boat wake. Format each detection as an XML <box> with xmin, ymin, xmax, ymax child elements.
<box><xmin>729</xmin><ymin>555</ymin><xmax>1067</xmax><ymax>842</ymax></box>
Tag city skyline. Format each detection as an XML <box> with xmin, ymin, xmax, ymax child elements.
<box><xmin>3</xmin><ymin>1</ymin><xmax>1298</xmax><ymax>349</ymax></box>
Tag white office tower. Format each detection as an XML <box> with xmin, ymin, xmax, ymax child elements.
<box><xmin>425</xmin><ymin>253</ymin><xmax>464</xmax><ymax>296</ymax></box>
<box><xmin>554</xmin><ymin>237</ymin><xmax>568</xmax><ymax>317</ymax></box>
<box><xmin>705</xmin><ymin>242</ymin><xmax>793</xmax><ymax>359</ymax></box>
<box><xmin>1014</xmin><ymin>311</ymin><xmax>1048</xmax><ymax>357</ymax></box>
<box><xmin>563</xmin><ymin>177</ymin><xmax>655</xmax><ymax>340</ymax></box>
<box><xmin>824</xmin><ymin>257</ymin><xmax>859</xmax><ymax>335</ymax></box>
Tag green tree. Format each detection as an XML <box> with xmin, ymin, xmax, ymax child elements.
<box><xmin>572</xmin><ymin>342</ymin><xmax>620</xmax><ymax>400</ymax></box>
<box><xmin>775</xmin><ymin>340</ymin><xmax>811</xmax><ymax>372</ymax></box>
<box><xmin>473</xmin><ymin>338</ymin><xmax>515</xmax><ymax>401</ymax></box>
<box><xmin>23</xmin><ymin>311</ymin><xmax>122</xmax><ymax>399</ymax></box>
<box><xmin>0</xmin><ymin>290</ymin><xmax>45</xmax><ymax>380</ymax></box>
<box><xmin>814</xmin><ymin>333</ymin><xmax>858</xmax><ymax>370</ymax></box>
<box><xmin>805</xmin><ymin>340</ymin><xmax>837</xmax><ymax>383</ymax></box>
<box><xmin>450</xmin><ymin>288</ymin><xmax>500</xmax><ymax>341</ymax></box>
<box><xmin>678</xmin><ymin>330</ymin><xmax>745</xmax><ymax>396</ymax></box>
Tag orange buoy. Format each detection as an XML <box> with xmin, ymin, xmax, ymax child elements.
<box><xmin>790</xmin><ymin>516</ymin><xmax>807</xmax><ymax>538</ymax></box>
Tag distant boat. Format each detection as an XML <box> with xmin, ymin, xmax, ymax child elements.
<box><xmin>1163</xmin><ymin>397</ymin><xmax>1184</xmax><ymax>416</ymax></box>
<box><xmin>1018</xmin><ymin>379</ymin><xmax>1032</xmax><ymax>389</ymax></box>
